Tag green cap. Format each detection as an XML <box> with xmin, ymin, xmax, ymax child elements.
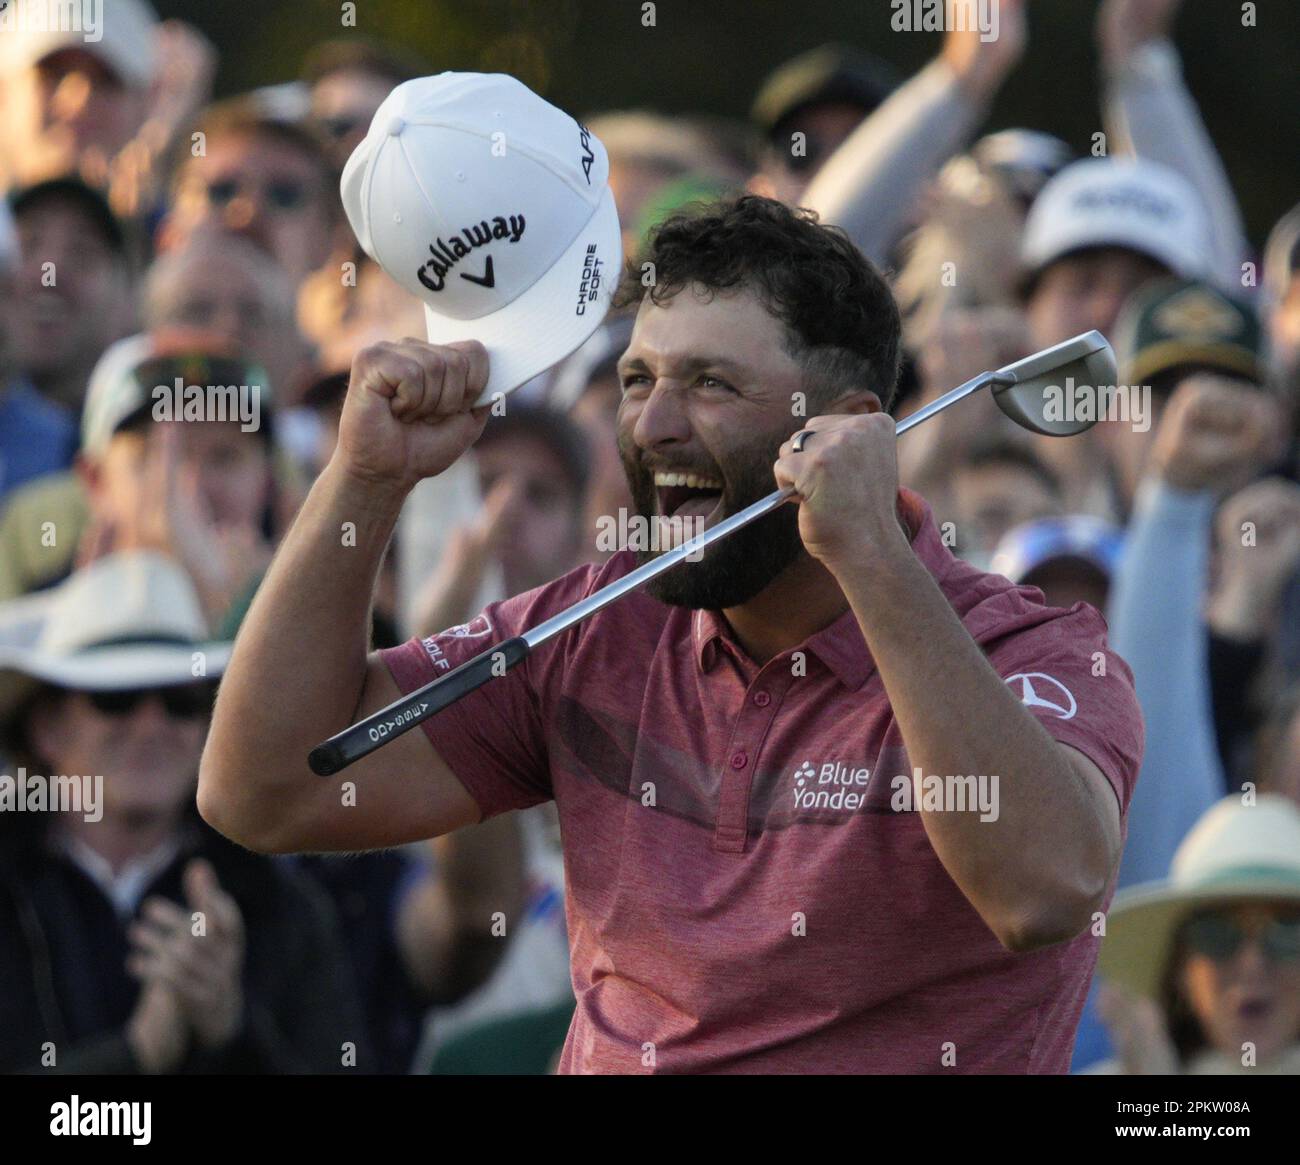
<box><xmin>1115</xmin><ymin>277</ymin><xmax>1265</xmax><ymax>391</ymax></box>
<box><xmin>632</xmin><ymin>174</ymin><xmax>734</xmax><ymax>249</ymax></box>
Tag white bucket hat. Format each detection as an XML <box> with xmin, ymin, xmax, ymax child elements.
<box><xmin>340</xmin><ymin>72</ymin><xmax>623</xmax><ymax>406</ymax></box>
<box><xmin>0</xmin><ymin>0</ymin><xmax>158</xmax><ymax>90</ymax></box>
<box><xmin>1021</xmin><ymin>156</ymin><xmax>1211</xmax><ymax>283</ymax></box>
<box><xmin>0</xmin><ymin>551</ymin><xmax>231</xmax><ymax>722</ymax></box>
<box><xmin>1098</xmin><ymin>795</ymin><xmax>1300</xmax><ymax>999</ymax></box>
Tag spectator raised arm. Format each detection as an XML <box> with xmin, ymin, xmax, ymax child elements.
<box><xmin>1098</xmin><ymin>0</ymin><xmax>1249</xmax><ymax>287</ymax></box>
<box><xmin>1108</xmin><ymin>376</ymin><xmax>1277</xmax><ymax>886</ymax></box>
<box><xmin>802</xmin><ymin>0</ymin><xmax>1026</xmax><ymax>266</ymax></box>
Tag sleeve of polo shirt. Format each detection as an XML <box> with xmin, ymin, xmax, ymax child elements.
<box><xmin>983</xmin><ymin>602</ymin><xmax>1146</xmax><ymax>819</ymax></box>
<box><xmin>380</xmin><ymin>563</ymin><xmax>603</xmax><ymax>820</ymax></box>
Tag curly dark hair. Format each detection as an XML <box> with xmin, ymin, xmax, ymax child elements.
<box><xmin>613</xmin><ymin>194</ymin><xmax>902</xmax><ymax>411</ymax></box>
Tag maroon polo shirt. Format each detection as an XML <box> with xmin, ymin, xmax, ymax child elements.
<box><xmin>382</xmin><ymin>489</ymin><xmax>1144</xmax><ymax>1073</ymax></box>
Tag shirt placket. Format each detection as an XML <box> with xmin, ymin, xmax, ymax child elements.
<box><xmin>713</xmin><ymin>661</ymin><xmax>795</xmax><ymax>853</ymax></box>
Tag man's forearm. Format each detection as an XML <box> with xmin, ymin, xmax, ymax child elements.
<box><xmin>198</xmin><ymin>457</ymin><xmax>409</xmax><ymax>843</ymax></box>
<box><xmin>833</xmin><ymin>544</ymin><xmax>1114</xmax><ymax>948</ymax></box>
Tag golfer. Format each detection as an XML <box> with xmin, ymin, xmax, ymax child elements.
<box><xmin>200</xmin><ymin>194</ymin><xmax>1143</xmax><ymax>1073</ymax></box>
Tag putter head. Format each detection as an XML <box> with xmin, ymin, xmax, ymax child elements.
<box><xmin>992</xmin><ymin>330</ymin><xmax>1117</xmax><ymax>436</ymax></box>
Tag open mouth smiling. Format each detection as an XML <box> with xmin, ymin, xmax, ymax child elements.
<box><xmin>653</xmin><ymin>470</ymin><xmax>725</xmax><ymax>524</ymax></box>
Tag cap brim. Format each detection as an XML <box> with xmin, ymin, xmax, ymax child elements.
<box><xmin>1024</xmin><ymin>234</ymin><xmax>1185</xmax><ymax>282</ymax></box>
<box><xmin>1126</xmin><ymin>341</ymin><xmax>1263</xmax><ymax>389</ymax></box>
<box><xmin>423</xmin><ymin>186</ymin><xmax>623</xmax><ymax>407</ymax></box>
<box><xmin>1098</xmin><ymin>879</ymin><xmax>1300</xmax><ymax>999</ymax></box>
<box><xmin>0</xmin><ymin>643</ymin><xmax>231</xmax><ymax>724</ymax></box>
<box><xmin>2</xmin><ymin>30</ymin><xmax>153</xmax><ymax>89</ymax></box>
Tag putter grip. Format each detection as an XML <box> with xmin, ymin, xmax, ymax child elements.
<box><xmin>308</xmin><ymin>635</ymin><xmax>530</xmax><ymax>776</ymax></box>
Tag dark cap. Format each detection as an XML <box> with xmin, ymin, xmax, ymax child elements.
<box><xmin>477</xmin><ymin>401</ymin><xmax>591</xmax><ymax>500</ymax></box>
<box><xmin>8</xmin><ymin>177</ymin><xmax>127</xmax><ymax>257</ymax></box>
<box><xmin>970</xmin><ymin>129</ymin><xmax>1074</xmax><ymax>206</ymax></box>
<box><xmin>990</xmin><ymin>516</ymin><xmax>1124</xmax><ymax>585</ymax></box>
<box><xmin>1116</xmin><ymin>277</ymin><xmax>1265</xmax><ymax>391</ymax></box>
<box><xmin>751</xmin><ymin>44</ymin><xmax>899</xmax><ymax>141</ymax></box>
<box><xmin>300</xmin><ymin>36</ymin><xmax>427</xmax><ymax>86</ymax></box>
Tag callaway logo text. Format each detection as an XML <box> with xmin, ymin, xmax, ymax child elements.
<box><xmin>416</xmin><ymin>214</ymin><xmax>526</xmax><ymax>292</ymax></box>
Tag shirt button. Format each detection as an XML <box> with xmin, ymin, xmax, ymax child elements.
<box><xmin>753</xmin><ymin>690</ymin><xmax>771</xmax><ymax>707</ymax></box>
<box><xmin>730</xmin><ymin>751</ymin><xmax>748</xmax><ymax>770</ymax></box>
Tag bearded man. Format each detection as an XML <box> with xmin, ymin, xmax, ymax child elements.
<box><xmin>199</xmin><ymin>195</ymin><xmax>1143</xmax><ymax>1074</ymax></box>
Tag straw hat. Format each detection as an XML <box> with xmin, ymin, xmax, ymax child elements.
<box><xmin>0</xmin><ymin>552</ymin><xmax>231</xmax><ymax>723</ymax></box>
<box><xmin>1099</xmin><ymin>795</ymin><xmax>1300</xmax><ymax>999</ymax></box>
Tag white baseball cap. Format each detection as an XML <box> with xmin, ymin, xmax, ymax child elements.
<box><xmin>80</xmin><ymin>330</ymin><xmax>271</xmax><ymax>457</ymax></box>
<box><xmin>341</xmin><ymin>72</ymin><xmax>623</xmax><ymax>406</ymax></box>
<box><xmin>0</xmin><ymin>0</ymin><xmax>158</xmax><ymax>89</ymax></box>
<box><xmin>1021</xmin><ymin>157</ymin><xmax>1210</xmax><ymax>283</ymax></box>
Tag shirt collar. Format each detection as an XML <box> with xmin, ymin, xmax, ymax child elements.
<box><xmin>692</xmin><ymin>489</ymin><xmax>952</xmax><ymax>688</ymax></box>
<box><xmin>52</xmin><ymin>831</ymin><xmax>188</xmax><ymax>919</ymax></box>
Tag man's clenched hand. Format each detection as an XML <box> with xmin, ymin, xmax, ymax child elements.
<box><xmin>774</xmin><ymin>413</ymin><xmax>910</xmax><ymax>572</ymax></box>
<box><xmin>335</xmin><ymin>338</ymin><xmax>492</xmax><ymax>491</ymax></box>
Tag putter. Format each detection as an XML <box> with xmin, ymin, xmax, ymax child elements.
<box><xmin>309</xmin><ymin>329</ymin><xmax>1115</xmax><ymax>776</ymax></box>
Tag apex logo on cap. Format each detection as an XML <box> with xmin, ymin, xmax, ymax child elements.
<box><xmin>416</xmin><ymin>214</ymin><xmax>526</xmax><ymax>293</ymax></box>
<box><xmin>578</xmin><ymin>123</ymin><xmax>594</xmax><ymax>184</ymax></box>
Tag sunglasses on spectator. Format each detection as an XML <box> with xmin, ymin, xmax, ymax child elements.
<box><xmin>204</xmin><ymin>176</ymin><xmax>315</xmax><ymax>212</ymax></box>
<box><xmin>84</xmin><ymin>685</ymin><xmax>215</xmax><ymax>719</ymax></box>
<box><xmin>317</xmin><ymin>114</ymin><xmax>366</xmax><ymax>142</ymax></box>
<box><xmin>1183</xmin><ymin>911</ymin><xmax>1300</xmax><ymax>963</ymax></box>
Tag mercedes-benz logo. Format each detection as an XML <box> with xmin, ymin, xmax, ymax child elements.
<box><xmin>1005</xmin><ymin>672</ymin><xmax>1077</xmax><ymax>720</ymax></box>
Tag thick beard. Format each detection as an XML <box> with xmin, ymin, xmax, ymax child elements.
<box><xmin>619</xmin><ymin>430</ymin><xmax>807</xmax><ymax>609</ymax></box>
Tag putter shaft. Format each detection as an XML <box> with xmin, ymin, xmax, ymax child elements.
<box><xmin>308</xmin><ymin>366</ymin><xmax>1017</xmax><ymax>775</ymax></box>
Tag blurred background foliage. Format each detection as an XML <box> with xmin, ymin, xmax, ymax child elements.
<box><xmin>157</xmin><ymin>0</ymin><xmax>1298</xmax><ymax>247</ymax></box>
